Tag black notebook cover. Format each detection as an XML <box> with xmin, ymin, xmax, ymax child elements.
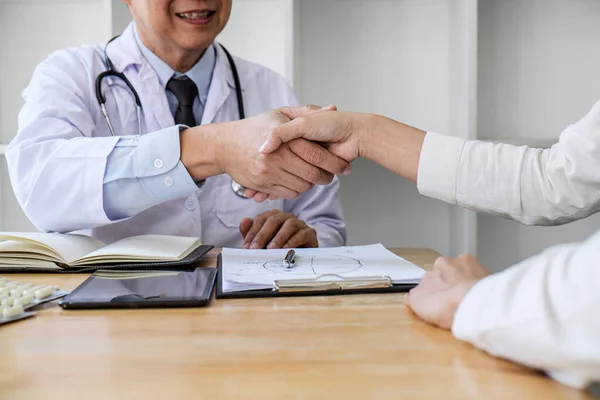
<box><xmin>215</xmin><ymin>254</ymin><xmax>416</xmax><ymax>299</ymax></box>
<box><xmin>0</xmin><ymin>245</ymin><xmax>214</xmax><ymax>274</ymax></box>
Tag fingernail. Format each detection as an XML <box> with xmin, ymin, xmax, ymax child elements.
<box><xmin>267</xmin><ymin>242</ymin><xmax>276</xmax><ymax>249</ymax></box>
<box><xmin>250</xmin><ymin>243</ymin><xmax>260</xmax><ymax>249</ymax></box>
<box><xmin>259</xmin><ymin>141</ymin><xmax>269</xmax><ymax>153</ymax></box>
<box><xmin>343</xmin><ymin>166</ymin><xmax>352</xmax><ymax>175</ymax></box>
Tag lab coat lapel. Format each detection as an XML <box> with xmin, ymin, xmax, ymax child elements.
<box><xmin>106</xmin><ymin>23</ymin><xmax>174</xmax><ymax>131</ymax></box>
<box><xmin>203</xmin><ymin>44</ymin><xmax>237</xmax><ymax>124</ymax></box>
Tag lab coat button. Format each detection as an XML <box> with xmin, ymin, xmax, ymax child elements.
<box><xmin>185</xmin><ymin>197</ymin><xmax>197</xmax><ymax>211</ymax></box>
<box><xmin>164</xmin><ymin>176</ymin><xmax>174</xmax><ymax>186</ymax></box>
<box><xmin>154</xmin><ymin>158</ymin><xmax>164</xmax><ymax>169</ymax></box>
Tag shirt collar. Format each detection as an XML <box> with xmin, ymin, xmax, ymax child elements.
<box><xmin>133</xmin><ymin>25</ymin><xmax>216</xmax><ymax>104</ymax></box>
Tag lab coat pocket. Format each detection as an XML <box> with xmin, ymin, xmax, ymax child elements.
<box><xmin>215</xmin><ymin>175</ymin><xmax>284</xmax><ymax>228</ymax></box>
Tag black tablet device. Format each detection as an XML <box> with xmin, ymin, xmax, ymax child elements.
<box><xmin>58</xmin><ymin>268</ymin><xmax>216</xmax><ymax>309</ymax></box>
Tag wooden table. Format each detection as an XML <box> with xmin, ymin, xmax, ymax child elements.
<box><xmin>0</xmin><ymin>248</ymin><xmax>593</xmax><ymax>400</ymax></box>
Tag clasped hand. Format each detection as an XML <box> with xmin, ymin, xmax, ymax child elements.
<box><xmin>216</xmin><ymin>105</ymin><xmax>351</xmax><ymax>200</ymax></box>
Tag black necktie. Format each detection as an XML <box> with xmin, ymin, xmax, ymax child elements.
<box><xmin>166</xmin><ymin>77</ymin><xmax>198</xmax><ymax>127</ymax></box>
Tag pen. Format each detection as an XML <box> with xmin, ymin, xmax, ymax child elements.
<box><xmin>283</xmin><ymin>249</ymin><xmax>296</xmax><ymax>268</ymax></box>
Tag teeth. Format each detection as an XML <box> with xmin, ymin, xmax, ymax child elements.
<box><xmin>179</xmin><ymin>11</ymin><xmax>211</xmax><ymax>19</ymax></box>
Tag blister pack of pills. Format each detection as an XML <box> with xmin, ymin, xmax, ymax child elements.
<box><xmin>0</xmin><ymin>277</ymin><xmax>69</xmax><ymax>326</ymax></box>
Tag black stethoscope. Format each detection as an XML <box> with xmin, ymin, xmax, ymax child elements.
<box><xmin>95</xmin><ymin>36</ymin><xmax>249</xmax><ymax>198</ymax></box>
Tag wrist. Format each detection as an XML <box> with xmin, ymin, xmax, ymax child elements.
<box><xmin>358</xmin><ymin>113</ymin><xmax>397</xmax><ymax>160</ymax></box>
<box><xmin>359</xmin><ymin>115</ymin><xmax>426</xmax><ymax>182</ymax></box>
<box><xmin>179</xmin><ymin>125</ymin><xmax>223</xmax><ymax>181</ymax></box>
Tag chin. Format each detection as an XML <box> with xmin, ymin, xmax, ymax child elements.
<box><xmin>179</xmin><ymin>37</ymin><xmax>214</xmax><ymax>52</ymax></box>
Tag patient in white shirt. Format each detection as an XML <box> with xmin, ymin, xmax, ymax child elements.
<box><xmin>258</xmin><ymin>99</ymin><xmax>600</xmax><ymax>391</ymax></box>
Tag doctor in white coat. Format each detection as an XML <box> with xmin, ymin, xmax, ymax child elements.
<box><xmin>6</xmin><ymin>0</ymin><xmax>348</xmax><ymax>249</ymax></box>
<box><xmin>261</xmin><ymin>100</ymin><xmax>600</xmax><ymax>390</ymax></box>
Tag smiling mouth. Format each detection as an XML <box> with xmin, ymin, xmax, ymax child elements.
<box><xmin>176</xmin><ymin>10</ymin><xmax>216</xmax><ymax>20</ymax></box>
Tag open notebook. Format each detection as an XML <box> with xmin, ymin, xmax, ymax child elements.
<box><xmin>0</xmin><ymin>232</ymin><xmax>211</xmax><ymax>272</ymax></box>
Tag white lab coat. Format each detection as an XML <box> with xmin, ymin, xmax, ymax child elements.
<box><xmin>6</xmin><ymin>24</ymin><xmax>346</xmax><ymax>248</ymax></box>
<box><xmin>417</xmin><ymin>99</ymin><xmax>600</xmax><ymax>389</ymax></box>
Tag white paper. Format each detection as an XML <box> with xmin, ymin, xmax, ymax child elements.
<box><xmin>221</xmin><ymin>243</ymin><xmax>425</xmax><ymax>293</ymax></box>
<box><xmin>73</xmin><ymin>235</ymin><xmax>201</xmax><ymax>265</ymax></box>
<box><xmin>0</xmin><ymin>232</ymin><xmax>105</xmax><ymax>264</ymax></box>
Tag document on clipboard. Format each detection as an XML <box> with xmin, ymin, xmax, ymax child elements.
<box><xmin>216</xmin><ymin>244</ymin><xmax>426</xmax><ymax>298</ymax></box>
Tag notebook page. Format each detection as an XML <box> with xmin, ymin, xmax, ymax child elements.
<box><xmin>73</xmin><ymin>235</ymin><xmax>201</xmax><ymax>264</ymax></box>
<box><xmin>0</xmin><ymin>240</ymin><xmax>61</xmax><ymax>261</ymax></box>
<box><xmin>221</xmin><ymin>243</ymin><xmax>425</xmax><ymax>292</ymax></box>
<box><xmin>0</xmin><ymin>233</ymin><xmax>105</xmax><ymax>264</ymax></box>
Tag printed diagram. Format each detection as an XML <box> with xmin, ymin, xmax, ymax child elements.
<box><xmin>232</xmin><ymin>254</ymin><xmax>363</xmax><ymax>276</ymax></box>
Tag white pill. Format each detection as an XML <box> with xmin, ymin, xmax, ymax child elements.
<box><xmin>10</xmin><ymin>287</ymin><xmax>25</xmax><ymax>297</ymax></box>
<box><xmin>1</xmin><ymin>298</ymin><xmax>14</xmax><ymax>307</ymax></box>
<box><xmin>22</xmin><ymin>286</ymin><xmax>43</xmax><ymax>297</ymax></box>
<box><xmin>19</xmin><ymin>283</ymin><xmax>34</xmax><ymax>290</ymax></box>
<box><xmin>4</xmin><ymin>284</ymin><xmax>18</xmax><ymax>292</ymax></box>
<box><xmin>3</xmin><ymin>304</ymin><xmax>24</xmax><ymax>319</ymax></box>
<box><xmin>34</xmin><ymin>286</ymin><xmax>54</xmax><ymax>299</ymax></box>
<box><xmin>13</xmin><ymin>295</ymin><xmax>33</xmax><ymax>307</ymax></box>
<box><xmin>0</xmin><ymin>288</ymin><xmax>11</xmax><ymax>297</ymax></box>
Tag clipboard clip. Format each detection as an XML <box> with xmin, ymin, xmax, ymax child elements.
<box><xmin>273</xmin><ymin>274</ymin><xmax>392</xmax><ymax>293</ymax></box>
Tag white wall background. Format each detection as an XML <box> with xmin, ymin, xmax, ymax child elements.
<box><xmin>217</xmin><ymin>0</ymin><xmax>295</xmax><ymax>84</ymax></box>
<box><xmin>478</xmin><ymin>0</ymin><xmax>600</xmax><ymax>141</ymax></box>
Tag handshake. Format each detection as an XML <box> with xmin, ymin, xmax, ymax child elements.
<box><xmin>181</xmin><ymin>104</ymin><xmax>368</xmax><ymax>202</ymax></box>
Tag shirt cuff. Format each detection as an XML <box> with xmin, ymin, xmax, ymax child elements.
<box><xmin>140</xmin><ymin>160</ymin><xmax>197</xmax><ymax>201</ymax></box>
<box><xmin>451</xmin><ymin>274</ymin><xmax>497</xmax><ymax>344</ymax></box>
<box><xmin>416</xmin><ymin>132</ymin><xmax>466</xmax><ymax>205</ymax></box>
<box><xmin>102</xmin><ymin>125</ymin><xmax>198</xmax><ymax>220</ymax></box>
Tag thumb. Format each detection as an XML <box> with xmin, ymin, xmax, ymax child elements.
<box><xmin>259</xmin><ymin>117</ymin><xmax>312</xmax><ymax>154</ymax></box>
<box><xmin>278</xmin><ymin>104</ymin><xmax>337</xmax><ymax>120</ymax></box>
<box><xmin>260</xmin><ymin>105</ymin><xmax>338</xmax><ymax>154</ymax></box>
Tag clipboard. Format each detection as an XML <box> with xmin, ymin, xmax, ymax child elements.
<box><xmin>215</xmin><ymin>254</ymin><xmax>418</xmax><ymax>299</ymax></box>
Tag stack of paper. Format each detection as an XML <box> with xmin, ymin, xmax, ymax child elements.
<box><xmin>221</xmin><ymin>243</ymin><xmax>425</xmax><ymax>293</ymax></box>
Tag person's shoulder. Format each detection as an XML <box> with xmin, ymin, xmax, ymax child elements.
<box><xmin>37</xmin><ymin>44</ymin><xmax>105</xmax><ymax>76</ymax></box>
<box><xmin>231</xmin><ymin>56</ymin><xmax>291</xmax><ymax>90</ymax></box>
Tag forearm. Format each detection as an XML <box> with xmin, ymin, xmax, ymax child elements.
<box><xmin>179</xmin><ymin>123</ymin><xmax>224</xmax><ymax>181</ymax></box>
<box><xmin>7</xmin><ymin>135</ymin><xmax>120</xmax><ymax>233</ymax></box>
<box><xmin>358</xmin><ymin>114</ymin><xmax>426</xmax><ymax>182</ymax></box>
<box><xmin>417</xmin><ymin>99</ymin><xmax>600</xmax><ymax>224</ymax></box>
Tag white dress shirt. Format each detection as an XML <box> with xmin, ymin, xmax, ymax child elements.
<box><xmin>416</xmin><ymin>98</ymin><xmax>600</xmax><ymax>389</ymax></box>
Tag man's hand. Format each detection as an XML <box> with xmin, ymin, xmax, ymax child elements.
<box><xmin>239</xmin><ymin>210</ymin><xmax>318</xmax><ymax>249</ymax></box>
<box><xmin>180</xmin><ymin>106</ymin><xmax>349</xmax><ymax>199</ymax></box>
<box><xmin>404</xmin><ymin>254</ymin><xmax>492</xmax><ymax>330</ymax></box>
<box><xmin>260</xmin><ymin>110</ymin><xmax>366</xmax><ymax>162</ymax></box>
